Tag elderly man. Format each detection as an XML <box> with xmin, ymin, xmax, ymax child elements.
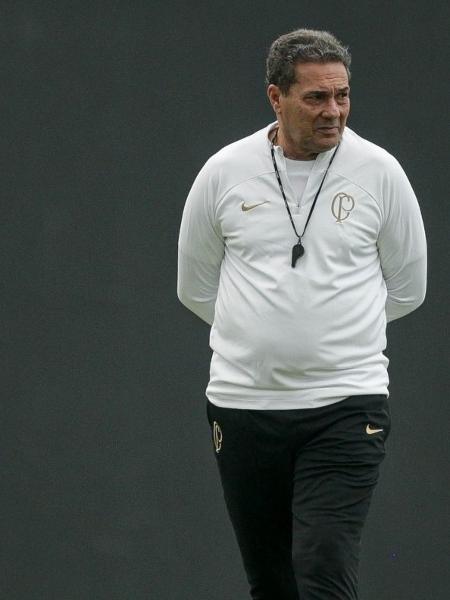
<box><xmin>177</xmin><ymin>28</ymin><xmax>426</xmax><ymax>600</ymax></box>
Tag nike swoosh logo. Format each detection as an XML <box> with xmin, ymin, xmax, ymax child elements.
<box><xmin>366</xmin><ymin>424</ymin><xmax>384</xmax><ymax>435</ymax></box>
<box><xmin>241</xmin><ymin>201</ymin><xmax>269</xmax><ymax>212</ymax></box>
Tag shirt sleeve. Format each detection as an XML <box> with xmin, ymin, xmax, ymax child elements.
<box><xmin>177</xmin><ymin>161</ymin><xmax>225</xmax><ymax>325</ymax></box>
<box><xmin>377</xmin><ymin>159</ymin><xmax>427</xmax><ymax>322</ymax></box>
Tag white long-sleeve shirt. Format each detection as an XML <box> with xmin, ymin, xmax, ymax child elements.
<box><xmin>178</xmin><ymin>123</ymin><xmax>427</xmax><ymax>409</ymax></box>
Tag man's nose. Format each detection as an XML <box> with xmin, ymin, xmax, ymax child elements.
<box><xmin>322</xmin><ymin>97</ymin><xmax>340</xmax><ymax>118</ymax></box>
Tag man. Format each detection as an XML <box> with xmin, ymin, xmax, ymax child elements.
<box><xmin>177</xmin><ymin>28</ymin><xmax>427</xmax><ymax>600</ymax></box>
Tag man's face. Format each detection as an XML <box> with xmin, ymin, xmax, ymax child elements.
<box><xmin>267</xmin><ymin>61</ymin><xmax>350</xmax><ymax>159</ymax></box>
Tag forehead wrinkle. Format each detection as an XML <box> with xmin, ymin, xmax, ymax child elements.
<box><xmin>296</xmin><ymin>75</ymin><xmax>349</xmax><ymax>90</ymax></box>
<box><xmin>293</xmin><ymin>63</ymin><xmax>349</xmax><ymax>90</ymax></box>
<box><xmin>306</xmin><ymin>84</ymin><xmax>350</xmax><ymax>93</ymax></box>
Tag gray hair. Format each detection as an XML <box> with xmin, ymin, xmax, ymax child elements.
<box><xmin>266</xmin><ymin>28</ymin><xmax>351</xmax><ymax>94</ymax></box>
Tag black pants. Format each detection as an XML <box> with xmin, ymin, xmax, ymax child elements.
<box><xmin>207</xmin><ymin>395</ymin><xmax>391</xmax><ymax>600</ymax></box>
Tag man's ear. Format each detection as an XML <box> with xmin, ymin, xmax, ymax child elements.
<box><xmin>267</xmin><ymin>84</ymin><xmax>282</xmax><ymax>113</ymax></box>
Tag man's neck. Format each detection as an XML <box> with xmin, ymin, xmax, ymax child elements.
<box><xmin>272</xmin><ymin>127</ymin><xmax>317</xmax><ymax>161</ymax></box>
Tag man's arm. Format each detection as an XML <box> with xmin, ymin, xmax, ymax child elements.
<box><xmin>377</xmin><ymin>160</ymin><xmax>427</xmax><ymax>322</ymax></box>
<box><xmin>177</xmin><ymin>163</ymin><xmax>225</xmax><ymax>325</ymax></box>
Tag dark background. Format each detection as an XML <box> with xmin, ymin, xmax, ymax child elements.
<box><xmin>2</xmin><ymin>1</ymin><xmax>449</xmax><ymax>599</ymax></box>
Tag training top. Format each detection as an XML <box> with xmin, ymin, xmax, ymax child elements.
<box><xmin>177</xmin><ymin>123</ymin><xmax>427</xmax><ymax>409</ymax></box>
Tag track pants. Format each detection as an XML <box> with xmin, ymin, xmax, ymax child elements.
<box><xmin>207</xmin><ymin>394</ymin><xmax>391</xmax><ymax>600</ymax></box>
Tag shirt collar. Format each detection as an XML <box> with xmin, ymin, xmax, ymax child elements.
<box><xmin>265</xmin><ymin>121</ymin><xmax>342</xmax><ymax>167</ymax></box>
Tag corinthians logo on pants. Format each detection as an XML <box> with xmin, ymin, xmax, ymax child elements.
<box><xmin>213</xmin><ymin>421</ymin><xmax>223</xmax><ymax>453</ymax></box>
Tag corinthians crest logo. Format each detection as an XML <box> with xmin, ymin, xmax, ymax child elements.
<box><xmin>332</xmin><ymin>192</ymin><xmax>355</xmax><ymax>223</ymax></box>
<box><xmin>213</xmin><ymin>421</ymin><xmax>223</xmax><ymax>454</ymax></box>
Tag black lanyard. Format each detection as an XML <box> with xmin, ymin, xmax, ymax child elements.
<box><xmin>270</xmin><ymin>141</ymin><xmax>340</xmax><ymax>267</ymax></box>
